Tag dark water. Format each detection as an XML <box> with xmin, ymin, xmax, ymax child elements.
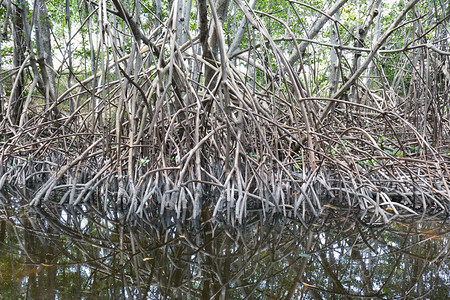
<box><xmin>0</xmin><ymin>188</ymin><xmax>449</xmax><ymax>299</ymax></box>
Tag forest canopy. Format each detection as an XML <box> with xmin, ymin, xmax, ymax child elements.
<box><xmin>0</xmin><ymin>0</ymin><xmax>449</xmax><ymax>222</ymax></box>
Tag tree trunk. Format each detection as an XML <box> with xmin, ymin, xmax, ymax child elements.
<box><xmin>328</xmin><ymin>9</ymin><xmax>341</xmax><ymax>97</ymax></box>
<box><xmin>288</xmin><ymin>0</ymin><xmax>348</xmax><ymax>66</ymax></box>
<box><xmin>320</xmin><ymin>0</ymin><xmax>421</xmax><ymax>121</ymax></box>
<box><xmin>227</xmin><ymin>0</ymin><xmax>257</xmax><ymax>58</ymax></box>
<box><xmin>363</xmin><ymin>0</ymin><xmax>382</xmax><ymax>89</ymax></box>
<box><xmin>65</xmin><ymin>0</ymin><xmax>74</xmax><ymax>114</ymax></box>
<box><xmin>350</xmin><ymin>0</ymin><xmax>381</xmax><ymax>102</ymax></box>
<box><xmin>33</xmin><ymin>0</ymin><xmax>59</xmax><ymax>119</ymax></box>
<box><xmin>199</xmin><ymin>0</ymin><xmax>215</xmax><ymax>88</ymax></box>
<box><xmin>7</xmin><ymin>0</ymin><xmax>26</xmax><ymax>125</ymax></box>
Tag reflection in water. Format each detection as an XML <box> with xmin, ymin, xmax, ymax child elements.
<box><xmin>0</xmin><ymin>188</ymin><xmax>449</xmax><ymax>299</ymax></box>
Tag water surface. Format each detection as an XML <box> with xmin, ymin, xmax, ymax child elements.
<box><xmin>0</xmin><ymin>188</ymin><xmax>449</xmax><ymax>299</ymax></box>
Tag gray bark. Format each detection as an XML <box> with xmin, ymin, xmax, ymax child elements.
<box><xmin>0</xmin><ymin>1</ymin><xmax>10</xmax><ymax>122</ymax></box>
<box><xmin>364</xmin><ymin>0</ymin><xmax>383</xmax><ymax>88</ymax></box>
<box><xmin>288</xmin><ymin>0</ymin><xmax>348</xmax><ymax>66</ymax></box>
<box><xmin>7</xmin><ymin>0</ymin><xmax>26</xmax><ymax>125</ymax></box>
<box><xmin>33</xmin><ymin>0</ymin><xmax>58</xmax><ymax>117</ymax></box>
<box><xmin>352</xmin><ymin>0</ymin><xmax>382</xmax><ymax>72</ymax></box>
<box><xmin>66</xmin><ymin>0</ymin><xmax>73</xmax><ymax>113</ymax></box>
<box><xmin>350</xmin><ymin>0</ymin><xmax>381</xmax><ymax>101</ymax></box>
<box><xmin>205</xmin><ymin>0</ymin><xmax>231</xmax><ymax>88</ymax></box>
<box><xmin>320</xmin><ymin>0</ymin><xmax>421</xmax><ymax>121</ymax></box>
<box><xmin>227</xmin><ymin>0</ymin><xmax>257</xmax><ymax>58</ymax></box>
<box><xmin>328</xmin><ymin>9</ymin><xmax>341</xmax><ymax>97</ymax></box>
<box><xmin>183</xmin><ymin>0</ymin><xmax>193</xmax><ymax>45</ymax></box>
<box><xmin>155</xmin><ymin>0</ymin><xmax>162</xmax><ymax>30</ymax></box>
<box><xmin>175</xmin><ymin>0</ymin><xmax>187</xmax><ymax>45</ymax></box>
<box><xmin>198</xmin><ymin>0</ymin><xmax>215</xmax><ymax>88</ymax></box>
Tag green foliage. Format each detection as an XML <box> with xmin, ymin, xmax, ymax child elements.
<box><xmin>357</xmin><ymin>159</ymin><xmax>376</xmax><ymax>169</ymax></box>
<box><xmin>138</xmin><ymin>156</ymin><xmax>150</xmax><ymax>165</ymax></box>
<box><xmin>1</xmin><ymin>45</ymin><xmax>13</xmax><ymax>66</ymax></box>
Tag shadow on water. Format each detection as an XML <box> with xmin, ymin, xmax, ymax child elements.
<box><xmin>0</xmin><ymin>187</ymin><xmax>449</xmax><ymax>299</ymax></box>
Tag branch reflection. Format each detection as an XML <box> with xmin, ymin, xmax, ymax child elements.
<box><xmin>0</xmin><ymin>188</ymin><xmax>448</xmax><ymax>299</ymax></box>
